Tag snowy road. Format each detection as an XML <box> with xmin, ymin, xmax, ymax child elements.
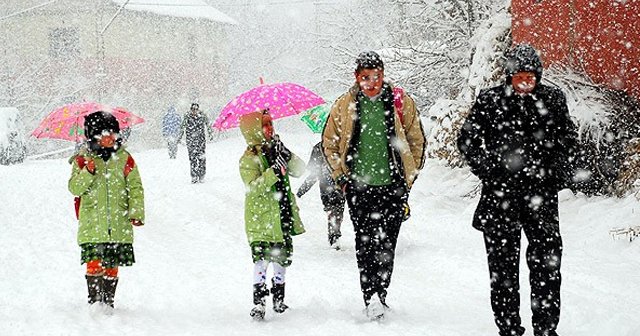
<box><xmin>1</xmin><ymin>133</ymin><xmax>638</xmax><ymax>335</ymax></box>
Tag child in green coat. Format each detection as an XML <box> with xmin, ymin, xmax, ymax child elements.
<box><xmin>68</xmin><ymin>111</ymin><xmax>145</xmax><ymax>310</ymax></box>
<box><xmin>238</xmin><ymin>110</ymin><xmax>306</xmax><ymax>320</ymax></box>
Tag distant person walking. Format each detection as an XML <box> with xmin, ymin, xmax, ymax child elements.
<box><xmin>162</xmin><ymin>106</ymin><xmax>181</xmax><ymax>159</ymax></box>
<box><xmin>296</xmin><ymin>141</ymin><xmax>346</xmax><ymax>250</ymax></box>
<box><xmin>179</xmin><ymin>103</ymin><xmax>213</xmax><ymax>183</ymax></box>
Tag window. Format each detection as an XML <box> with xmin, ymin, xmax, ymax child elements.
<box><xmin>49</xmin><ymin>27</ymin><xmax>79</xmax><ymax>58</ymax></box>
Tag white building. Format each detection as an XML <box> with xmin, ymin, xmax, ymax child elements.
<box><xmin>0</xmin><ymin>0</ymin><xmax>237</xmax><ymax>150</ymax></box>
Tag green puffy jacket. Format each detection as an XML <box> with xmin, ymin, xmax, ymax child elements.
<box><xmin>68</xmin><ymin>147</ymin><xmax>145</xmax><ymax>245</ymax></box>
<box><xmin>239</xmin><ymin>112</ymin><xmax>306</xmax><ymax>244</ymax></box>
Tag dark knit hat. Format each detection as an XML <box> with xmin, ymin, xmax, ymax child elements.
<box><xmin>84</xmin><ymin>111</ymin><xmax>120</xmax><ymax>139</ymax></box>
<box><xmin>504</xmin><ymin>44</ymin><xmax>543</xmax><ymax>81</ymax></box>
<box><xmin>355</xmin><ymin>51</ymin><xmax>384</xmax><ymax>72</ymax></box>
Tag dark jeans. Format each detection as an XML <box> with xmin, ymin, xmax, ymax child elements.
<box><xmin>346</xmin><ymin>182</ymin><xmax>404</xmax><ymax>305</ymax></box>
<box><xmin>188</xmin><ymin>147</ymin><xmax>206</xmax><ymax>180</ymax></box>
<box><xmin>481</xmin><ymin>191</ymin><xmax>562</xmax><ymax>336</ymax></box>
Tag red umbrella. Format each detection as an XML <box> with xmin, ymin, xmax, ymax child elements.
<box><xmin>32</xmin><ymin>102</ymin><xmax>144</xmax><ymax>141</ymax></box>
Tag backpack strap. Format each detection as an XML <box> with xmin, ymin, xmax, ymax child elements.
<box><xmin>73</xmin><ymin>155</ymin><xmax>85</xmax><ymax>220</ymax></box>
<box><xmin>123</xmin><ymin>155</ymin><xmax>135</xmax><ymax>177</ymax></box>
<box><xmin>393</xmin><ymin>86</ymin><xmax>404</xmax><ymax>124</ymax></box>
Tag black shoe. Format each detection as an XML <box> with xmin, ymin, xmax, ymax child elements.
<box><xmin>251</xmin><ymin>283</ymin><xmax>269</xmax><ymax>320</ymax></box>
<box><xmin>271</xmin><ymin>280</ymin><xmax>289</xmax><ymax>313</ymax></box>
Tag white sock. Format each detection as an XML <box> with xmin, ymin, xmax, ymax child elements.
<box><xmin>253</xmin><ymin>260</ymin><xmax>269</xmax><ymax>285</ymax></box>
<box><xmin>273</xmin><ymin>263</ymin><xmax>286</xmax><ymax>285</ymax></box>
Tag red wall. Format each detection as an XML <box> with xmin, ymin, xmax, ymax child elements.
<box><xmin>512</xmin><ymin>0</ymin><xmax>640</xmax><ymax>100</ymax></box>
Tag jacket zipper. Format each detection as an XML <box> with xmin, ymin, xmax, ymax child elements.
<box><xmin>105</xmin><ymin>159</ymin><xmax>112</xmax><ymax>237</ymax></box>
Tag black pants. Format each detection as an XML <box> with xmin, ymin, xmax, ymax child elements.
<box><xmin>322</xmin><ymin>193</ymin><xmax>345</xmax><ymax>244</ymax></box>
<box><xmin>481</xmin><ymin>191</ymin><xmax>562</xmax><ymax>336</ymax></box>
<box><xmin>346</xmin><ymin>182</ymin><xmax>404</xmax><ymax>305</ymax></box>
<box><xmin>187</xmin><ymin>147</ymin><xmax>206</xmax><ymax>180</ymax></box>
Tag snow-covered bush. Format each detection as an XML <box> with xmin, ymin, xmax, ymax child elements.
<box><xmin>426</xmin><ymin>10</ymin><xmax>511</xmax><ymax>166</ymax></box>
<box><xmin>0</xmin><ymin>107</ymin><xmax>27</xmax><ymax>165</ymax></box>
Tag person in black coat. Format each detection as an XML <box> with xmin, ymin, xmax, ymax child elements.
<box><xmin>457</xmin><ymin>44</ymin><xmax>578</xmax><ymax>336</ymax></box>
<box><xmin>296</xmin><ymin>142</ymin><xmax>346</xmax><ymax>249</ymax></box>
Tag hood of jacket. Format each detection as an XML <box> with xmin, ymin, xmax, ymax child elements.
<box><xmin>239</xmin><ymin>112</ymin><xmax>266</xmax><ymax>147</ymax></box>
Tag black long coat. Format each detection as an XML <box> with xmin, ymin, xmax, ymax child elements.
<box><xmin>457</xmin><ymin>83</ymin><xmax>578</xmax><ymax>231</ymax></box>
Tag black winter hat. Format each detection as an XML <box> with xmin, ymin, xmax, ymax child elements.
<box><xmin>504</xmin><ymin>44</ymin><xmax>543</xmax><ymax>81</ymax></box>
<box><xmin>355</xmin><ymin>51</ymin><xmax>384</xmax><ymax>72</ymax></box>
<box><xmin>84</xmin><ymin>111</ymin><xmax>120</xmax><ymax>139</ymax></box>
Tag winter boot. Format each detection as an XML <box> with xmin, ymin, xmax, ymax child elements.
<box><xmin>102</xmin><ymin>277</ymin><xmax>119</xmax><ymax>308</ymax></box>
<box><xmin>85</xmin><ymin>275</ymin><xmax>103</xmax><ymax>304</ymax></box>
<box><xmin>271</xmin><ymin>280</ymin><xmax>289</xmax><ymax>313</ymax></box>
<box><xmin>250</xmin><ymin>283</ymin><xmax>269</xmax><ymax>320</ymax></box>
<box><xmin>365</xmin><ymin>294</ymin><xmax>385</xmax><ymax>320</ymax></box>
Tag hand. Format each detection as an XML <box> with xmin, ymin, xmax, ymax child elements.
<box><xmin>130</xmin><ymin>219</ymin><xmax>144</xmax><ymax>226</ymax></box>
<box><xmin>273</xmin><ymin>135</ymin><xmax>292</xmax><ymax>162</ymax></box>
<box><xmin>86</xmin><ymin>159</ymin><xmax>96</xmax><ymax>174</ymax></box>
<box><xmin>336</xmin><ymin>174</ymin><xmax>349</xmax><ymax>193</ymax></box>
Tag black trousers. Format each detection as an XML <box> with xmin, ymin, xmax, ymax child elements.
<box><xmin>187</xmin><ymin>147</ymin><xmax>206</xmax><ymax>180</ymax></box>
<box><xmin>322</xmin><ymin>193</ymin><xmax>345</xmax><ymax>243</ymax></box>
<box><xmin>346</xmin><ymin>182</ymin><xmax>404</xmax><ymax>305</ymax></box>
<box><xmin>480</xmin><ymin>191</ymin><xmax>562</xmax><ymax>336</ymax></box>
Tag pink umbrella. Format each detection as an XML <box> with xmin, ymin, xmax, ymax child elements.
<box><xmin>213</xmin><ymin>82</ymin><xmax>325</xmax><ymax>130</ymax></box>
<box><xmin>32</xmin><ymin>102</ymin><xmax>145</xmax><ymax>141</ymax></box>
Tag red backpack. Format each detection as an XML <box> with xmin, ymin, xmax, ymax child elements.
<box><xmin>393</xmin><ymin>86</ymin><xmax>405</xmax><ymax>124</ymax></box>
<box><xmin>73</xmin><ymin>154</ymin><xmax>136</xmax><ymax>219</ymax></box>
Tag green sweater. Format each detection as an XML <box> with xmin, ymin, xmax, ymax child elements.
<box><xmin>353</xmin><ymin>96</ymin><xmax>392</xmax><ymax>186</ymax></box>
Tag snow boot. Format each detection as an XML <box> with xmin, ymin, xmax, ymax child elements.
<box><xmin>85</xmin><ymin>275</ymin><xmax>103</xmax><ymax>304</ymax></box>
<box><xmin>365</xmin><ymin>294</ymin><xmax>385</xmax><ymax>320</ymax></box>
<box><xmin>102</xmin><ymin>277</ymin><xmax>118</xmax><ymax>308</ymax></box>
<box><xmin>250</xmin><ymin>283</ymin><xmax>269</xmax><ymax>320</ymax></box>
<box><xmin>271</xmin><ymin>280</ymin><xmax>289</xmax><ymax>313</ymax></box>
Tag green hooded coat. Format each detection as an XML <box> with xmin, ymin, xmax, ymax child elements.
<box><xmin>239</xmin><ymin>112</ymin><xmax>306</xmax><ymax>244</ymax></box>
<box><xmin>68</xmin><ymin>147</ymin><xmax>145</xmax><ymax>245</ymax></box>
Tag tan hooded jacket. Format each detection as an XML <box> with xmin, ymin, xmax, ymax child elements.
<box><xmin>321</xmin><ymin>83</ymin><xmax>426</xmax><ymax>188</ymax></box>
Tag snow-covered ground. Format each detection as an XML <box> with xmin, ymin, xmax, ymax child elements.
<box><xmin>1</xmin><ymin>132</ymin><xmax>638</xmax><ymax>336</ymax></box>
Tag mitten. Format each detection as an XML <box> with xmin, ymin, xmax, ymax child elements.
<box><xmin>272</xmin><ymin>155</ymin><xmax>288</xmax><ymax>176</ymax></box>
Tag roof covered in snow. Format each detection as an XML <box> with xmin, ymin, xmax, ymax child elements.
<box><xmin>110</xmin><ymin>0</ymin><xmax>237</xmax><ymax>25</ymax></box>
